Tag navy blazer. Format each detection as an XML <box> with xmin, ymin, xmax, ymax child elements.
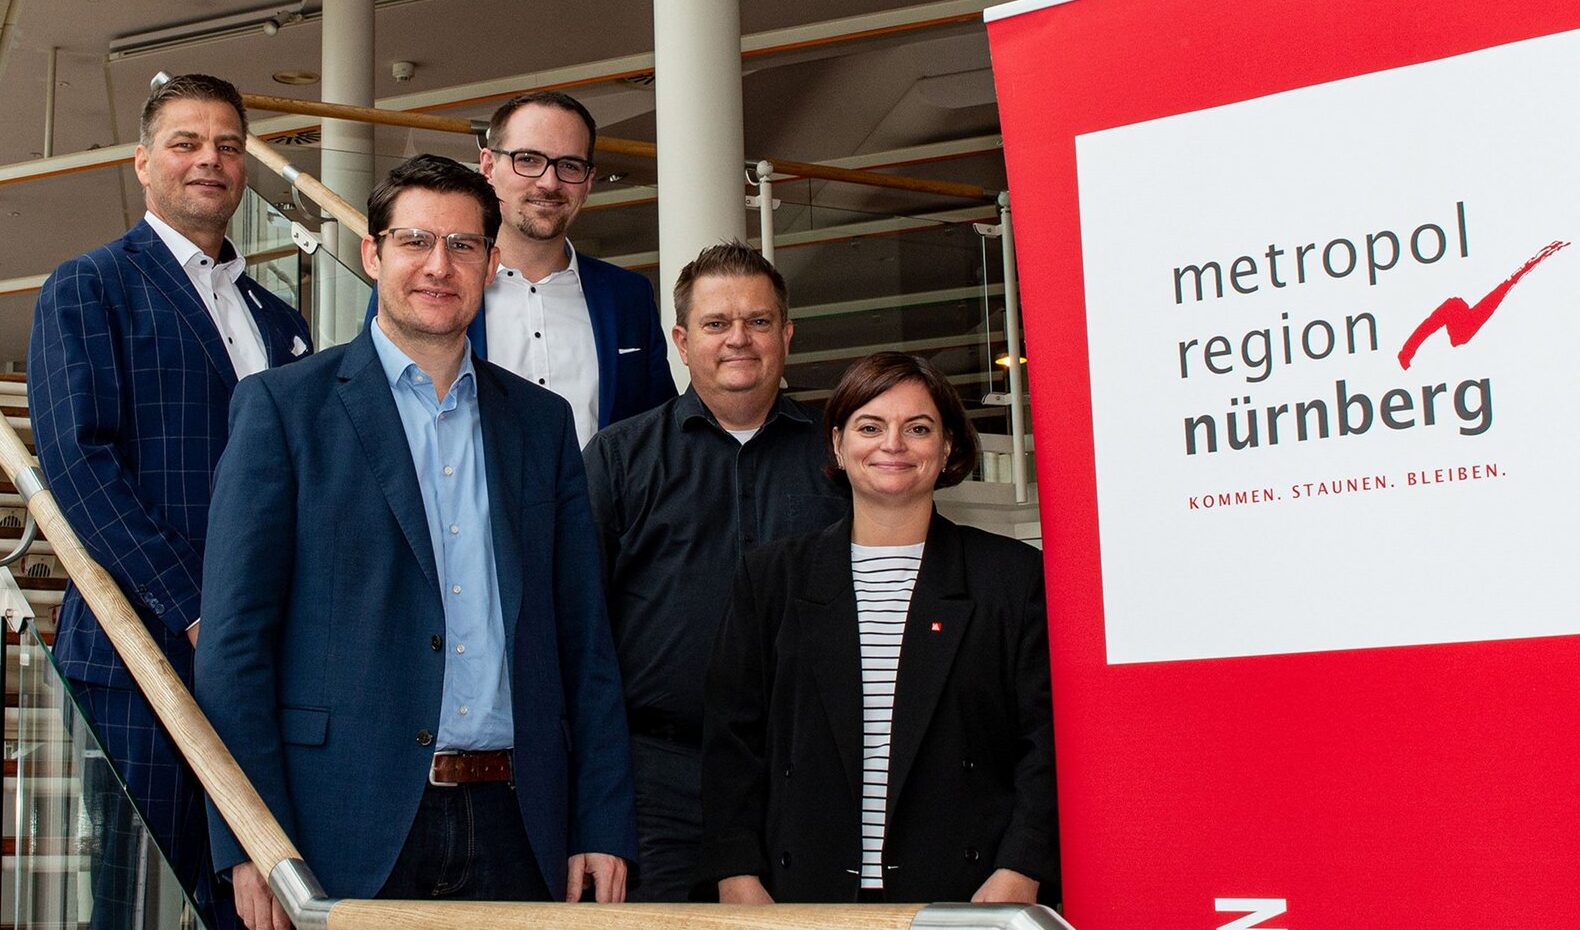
<box><xmin>195</xmin><ymin>328</ymin><xmax>637</xmax><ymax>899</ymax></box>
<box><xmin>28</xmin><ymin>219</ymin><xmax>312</xmax><ymax>690</ymax></box>
<box><xmin>364</xmin><ymin>250</ymin><xmax>675</xmax><ymax>430</ymax></box>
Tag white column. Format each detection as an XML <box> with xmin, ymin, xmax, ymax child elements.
<box><xmin>653</xmin><ymin>0</ymin><xmax>748</xmax><ymax>389</ymax></box>
<box><xmin>317</xmin><ymin>0</ymin><xmax>375</xmax><ymax>348</ymax></box>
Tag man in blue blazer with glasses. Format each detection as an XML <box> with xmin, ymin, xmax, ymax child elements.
<box><xmin>197</xmin><ymin>154</ymin><xmax>635</xmax><ymax>928</ymax></box>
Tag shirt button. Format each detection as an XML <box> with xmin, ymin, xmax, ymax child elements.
<box><xmin>451</xmin><ymin>584</ymin><xmax>462</xmax><ymax>595</ymax></box>
<box><xmin>533</xmin><ymin>332</ymin><xmax>541</xmax><ymax>339</ymax></box>
<box><xmin>416</xmin><ymin>729</ymin><xmax>434</xmax><ymax>746</ymax></box>
<box><xmin>458</xmin><ymin>705</ymin><xmax>469</xmax><ymax>716</ymax></box>
<box><xmin>530</xmin><ymin>286</ymin><xmax>537</xmax><ymax>293</ymax></box>
<box><xmin>449</xmin><ymin>524</ymin><xmax>459</xmax><ymax>535</ymax></box>
<box><xmin>537</xmin><ymin>378</ymin><xmax>545</xmax><ymax>385</ymax></box>
<box><xmin>443</xmin><ymin>465</ymin><xmax>454</xmax><ymax>476</ymax></box>
<box><xmin>456</xmin><ymin>643</ymin><xmax>466</xmax><ymax>654</ymax></box>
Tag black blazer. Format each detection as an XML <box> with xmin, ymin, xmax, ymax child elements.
<box><xmin>701</xmin><ymin>513</ymin><xmax>1057</xmax><ymax>903</ymax></box>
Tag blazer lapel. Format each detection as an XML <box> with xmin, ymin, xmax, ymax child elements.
<box><xmin>235</xmin><ymin>276</ymin><xmax>298</xmax><ymax>366</ymax></box>
<box><xmin>886</xmin><ymin>515</ymin><xmax>973</xmax><ymax>817</ymax></box>
<box><xmin>122</xmin><ymin>221</ymin><xmax>238</xmax><ymax>389</ymax></box>
<box><xmin>576</xmin><ymin>253</ymin><xmax>618</xmax><ymax>429</ymax></box>
<box><xmin>476</xmin><ymin>361</ymin><xmax>524</xmax><ymax>660</ymax></box>
<box><xmin>800</xmin><ymin>518</ymin><xmax>866</xmax><ymax>803</ymax></box>
<box><xmin>333</xmin><ymin>331</ymin><xmax>439</xmax><ymax>591</ymax></box>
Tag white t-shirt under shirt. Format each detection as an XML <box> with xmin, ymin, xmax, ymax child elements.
<box><xmin>485</xmin><ymin>244</ymin><xmax>601</xmax><ymax>448</ymax></box>
<box><xmin>850</xmin><ymin>541</ymin><xmax>924</xmax><ymax>889</ymax></box>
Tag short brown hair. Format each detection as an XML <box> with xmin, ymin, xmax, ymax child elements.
<box><xmin>140</xmin><ymin>74</ymin><xmax>247</xmax><ymax>146</ymax></box>
<box><xmin>673</xmin><ymin>241</ymin><xmax>788</xmax><ymax>328</ymax></box>
<box><xmin>486</xmin><ymin>90</ymin><xmax>597</xmax><ymax>161</ymax></box>
<box><xmin>823</xmin><ymin>352</ymin><xmax>978</xmax><ymax>489</ymax></box>
<box><xmin>368</xmin><ymin>154</ymin><xmax>502</xmax><ymax>243</ymax></box>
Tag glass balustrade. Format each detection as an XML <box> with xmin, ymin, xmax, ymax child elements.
<box><xmin>232</xmin><ymin>173</ymin><xmax>373</xmax><ymax>353</ymax></box>
<box><xmin>5</xmin><ymin>616</ymin><xmax>203</xmax><ymax>929</ymax></box>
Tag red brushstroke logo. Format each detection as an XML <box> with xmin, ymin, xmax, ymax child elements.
<box><xmin>1398</xmin><ymin>240</ymin><xmax>1570</xmax><ymax>369</ymax></box>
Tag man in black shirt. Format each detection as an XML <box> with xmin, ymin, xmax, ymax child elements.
<box><xmin>583</xmin><ymin>242</ymin><xmax>846</xmax><ymax>902</ymax></box>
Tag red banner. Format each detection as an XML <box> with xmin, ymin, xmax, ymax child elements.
<box><xmin>987</xmin><ymin>1</ymin><xmax>1580</xmax><ymax>926</ymax></box>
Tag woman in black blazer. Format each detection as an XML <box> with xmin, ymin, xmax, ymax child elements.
<box><xmin>702</xmin><ymin>352</ymin><xmax>1056</xmax><ymax>905</ymax></box>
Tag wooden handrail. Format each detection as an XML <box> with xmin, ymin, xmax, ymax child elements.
<box><xmin>0</xmin><ymin>422</ymin><xmax>304</xmax><ymax>886</ymax></box>
<box><xmin>325</xmin><ymin>901</ymin><xmax>923</xmax><ymax>930</ymax></box>
<box><xmin>244</xmin><ymin>93</ymin><xmax>479</xmax><ymax>136</ymax></box>
<box><xmin>246</xmin><ymin>134</ymin><xmax>369</xmax><ymax>239</ymax></box>
<box><xmin>758</xmin><ymin>157</ymin><xmax>991</xmax><ymax>202</ymax></box>
<box><xmin>239</xmin><ymin>93</ymin><xmax>994</xmax><ymax>201</ymax></box>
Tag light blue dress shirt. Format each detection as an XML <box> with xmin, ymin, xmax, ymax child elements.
<box><xmin>371</xmin><ymin>318</ymin><xmax>512</xmax><ymax>750</ymax></box>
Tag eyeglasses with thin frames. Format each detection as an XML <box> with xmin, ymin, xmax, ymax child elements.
<box><xmin>376</xmin><ymin>228</ymin><xmax>495</xmax><ymax>264</ymax></box>
<box><xmin>493</xmin><ymin>147</ymin><xmax>595</xmax><ymax>184</ymax></box>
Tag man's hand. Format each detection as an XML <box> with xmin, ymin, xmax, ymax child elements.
<box><xmin>718</xmin><ymin>874</ymin><xmax>774</xmax><ymax>904</ymax></box>
<box><xmin>971</xmin><ymin>867</ymin><xmax>1039</xmax><ymax>905</ymax></box>
<box><xmin>566</xmin><ymin>852</ymin><xmax>626</xmax><ymax>903</ymax></box>
<box><xmin>233</xmin><ymin>862</ymin><xmax>291</xmax><ymax>930</ymax></box>
<box><xmin>186</xmin><ymin>621</ymin><xmax>200</xmax><ymax>648</ymax></box>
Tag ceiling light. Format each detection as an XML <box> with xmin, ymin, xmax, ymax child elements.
<box><xmin>109</xmin><ymin>2</ymin><xmax>305</xmax><ymax>58</ymax></box>
<box><xmin>273</xmin><ymin>70</ymin><xmax>320</xmax><ymax>86</ymax></box>
<box><xmin>994</xmin><ymin>353</ymin><xmax>1027</xmax><ymax>368</ymax></box>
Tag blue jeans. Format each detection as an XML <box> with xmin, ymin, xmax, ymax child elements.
<box><xmin>376</xmin><ymin>781</ymin><xmax>551</xmax><ymax>901</ymax></box>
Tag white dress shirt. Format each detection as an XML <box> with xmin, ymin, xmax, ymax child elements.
<box><xmin>485</xmin><ymin>243</ymin><xmax>600</xmax><ymax>448</ymax></box>
<box><xmin>144</xmin><ymin>211</ymin><xmax>269</xmax><ymax>379</ymax></box>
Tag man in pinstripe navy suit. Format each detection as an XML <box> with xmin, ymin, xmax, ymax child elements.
<box><xmin>28</xmin><ymin>74</ymin><xmax>311</xmax><ymax>929</ymax></box>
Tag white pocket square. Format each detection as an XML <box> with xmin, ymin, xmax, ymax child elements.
<box><xmin>617</xmin><ymin>347</ymin><xmax>641</xmax><ymax>355</ymax></box>
<box><xmin>291</xmin><ymin>336</ymin><xmax>308</xmax><ymax>357</ymax></box>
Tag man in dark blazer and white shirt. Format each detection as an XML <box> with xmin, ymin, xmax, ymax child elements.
<box><xmin>366</xmin><ymin>91</ymin><xmax>675</xmax><ymax>447</ymax></box>
<box><xmin>197</xmin><ymin>154</ymin><xmax>635</xmax><ymax>930</ymax></box>
<box><xmin>28</xmin><ymin>73</ymin><xmax>311</xmax><ymax>928</ymax></box>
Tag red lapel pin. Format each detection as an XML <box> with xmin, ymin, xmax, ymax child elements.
<box><xmin>930</xmin><ymin>622</ymin><xmax>943</xmax><ymax>632</ymax></box>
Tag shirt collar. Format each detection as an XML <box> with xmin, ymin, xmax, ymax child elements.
<box><xmin>144</xmin><ymin>210</ymin><xmax>244</xmax><ymax>282</ymax></box>
<box><xmin>674</xmin><ymin>386</ymin><xmax>812</xmax><ymax>432</ymax></box>
<box><xmin>369</xmin><ymin>315</ymin><xmax>476</xmax><ymax>398</ymax></box>
<box><xmin>495</xmin><ymin>239</ymin><xmax>580</xmax><ymax>284</ymax></box>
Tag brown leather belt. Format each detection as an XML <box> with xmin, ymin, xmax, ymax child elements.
<box><xmin>428</xmin><ymin>749</ymin><xmax>512</xmax><ymax>787</ymax></box>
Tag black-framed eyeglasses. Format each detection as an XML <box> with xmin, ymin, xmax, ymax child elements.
<box><xmin>494</xmin><ymin>147</ymin><xmax>595</xmax><ymax>184</ymax></box>
<box><xmin>375</xmin><ymin>228</ymin><xmax>495</xmax><ymax>264</ymax></box>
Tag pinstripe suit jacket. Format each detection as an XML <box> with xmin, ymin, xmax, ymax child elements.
<box><xmin>28</xmin><ymin>219</ymin><xmax>312</xmax><ymax>690</ymax></box>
